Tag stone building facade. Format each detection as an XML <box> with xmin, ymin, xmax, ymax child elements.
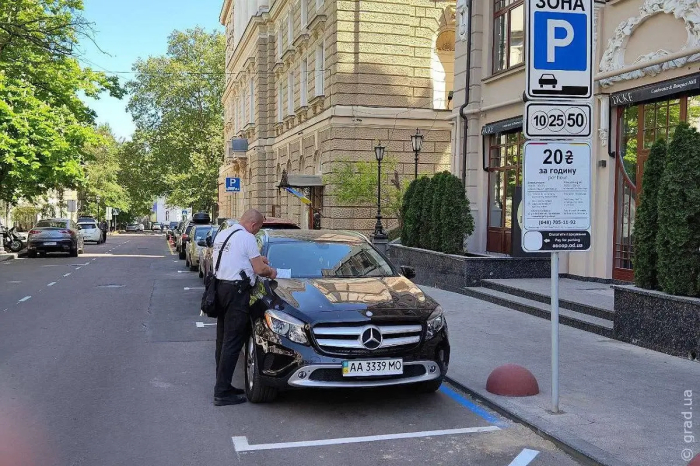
<box><xmin>219</xmin><ymin>0</ymin><xmax>456</xmax><ymax>232</ymax></box>
<box><xmin>450</xmin><ymin>0</ymin><xmax>700</xmax><ymax>281</ymax></box>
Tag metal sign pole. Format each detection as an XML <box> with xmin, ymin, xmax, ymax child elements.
<box><xmin>551</xmin><ymin>251</ymin><xmax>560</xmax><ymax>413</ymax></box>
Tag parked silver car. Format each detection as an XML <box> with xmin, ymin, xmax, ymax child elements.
<box><xmin>27</xmin><ymin>219</ymin><xmax>85</xmax><ymax>257</ymax></box>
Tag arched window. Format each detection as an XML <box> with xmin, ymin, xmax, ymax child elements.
<box><xmin>432</xmin><ymin>29</ymin><xmax>455</xmax><ymax>109</ymax></box>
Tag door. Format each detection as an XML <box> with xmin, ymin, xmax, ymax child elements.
<box><xmin>486</xmin><ymin>131</ymin><xmax>523</xmax><ymax>254</ymax></box>
<box><xmin>308</xmin><ymin>186</ymin><xmax>323</xmax><ymax>229</ymax></box>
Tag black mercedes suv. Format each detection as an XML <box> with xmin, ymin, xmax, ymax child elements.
<box><xmin>244</xmin><ymin>230</ymin><xmax>450</xmax><ymax>403</ymax></box>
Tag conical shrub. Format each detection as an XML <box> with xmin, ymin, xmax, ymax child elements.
<box><xmin>400</xmin><ymin>179</ymin><xmax>418</xmax><ymax>246</ymax></box>
<box><xmin>439</xmin><ymin>173</ymin><xmax>474</xmax><ymax>254</ymax></box>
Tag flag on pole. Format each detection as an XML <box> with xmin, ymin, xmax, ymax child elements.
<box><xmin>285</xmin><ymin>187</ymin><xmax>312</xmax><ymax>205</ymax></box>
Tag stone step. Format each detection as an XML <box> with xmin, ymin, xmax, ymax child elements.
<box><xmin>460</xmin><ymin>287</ymin><xmax>613</xmax><ymax>337</ymax></box>
<box><xmin>481</xmin><ymin>279</ymin><xmax>615</xmax><ymax>321</ymax></box>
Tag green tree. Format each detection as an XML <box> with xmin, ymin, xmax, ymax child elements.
<box><xmin>417</xmin><ymin>177</ymin><xmax>434</xmax><ymax>249</ymax></box>
<box><xmin>125</xmin><ymin>28</ymin><xmax>225</xmax><ymax>213</ymax></box>
<box><xmin>429</xmin><ymin>172</ymin><xmax>449</xmax><ymax>251</ymax></box>
<box><xmin>0</xmin><ymin>0</ymin><xmax>123</xmax><ymax>203</ymax></box>
<box><xmin>656</xmin><ymin>122</ymin><xmax>700</xmax><ymax>296</ymax></box>
<box><xmin>633</xmin><ymin>138</ymin><xmax>667</xmax><ymax>290</ymax></box>
<box><xmin>325</xmin><ymin>158</ymin><xmax>409</xmax><ymax>225</ymax></box>
<box><xmin>439</xmin><ymin>173</ymin><xmax>474</xmax><ymax>254</ymax></box>
<box><xmin>403</xmin><ymin>177</ymin><xmax>430</xmax><ymax>248</ymax></box>
<box><xmin>400</xmin><ymin>179</ymin><xmax>417</xmax><ymax>246</ymax></box>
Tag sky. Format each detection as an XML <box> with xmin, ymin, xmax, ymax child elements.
<box><xmin>77</xmin><ymin>0</ymin><xmax>225</xmax><ymax>140</ymax></box>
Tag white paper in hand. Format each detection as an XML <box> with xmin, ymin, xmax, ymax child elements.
<box><xmin>276</xmin><ymin>268</ymin><xmax>292</xmax><ymax>279</ymax></box>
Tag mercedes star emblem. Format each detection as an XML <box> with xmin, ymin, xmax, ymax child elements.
<box><xmin>361</xmin><ymin>326</ymin><xmax>382</xmax><ymax>350</ymax></box>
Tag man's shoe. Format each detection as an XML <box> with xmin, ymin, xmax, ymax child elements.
<box><xmin>214</xmin><ymin>394</ymin><xmax>247</xmax><ymax>406</ymax></box>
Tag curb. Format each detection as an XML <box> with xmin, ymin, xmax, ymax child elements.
<box><xmin>445</xmin><ymin>375</ymin><xmax>632</xmax><ymax>466</ymax></box>
<box><xmin>0</xmin><ymin>253</ymin><xmax>17</xmax><ymax>262</ymax></box>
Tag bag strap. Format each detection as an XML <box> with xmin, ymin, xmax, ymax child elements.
<box><xmin>214</xmin><ymin>228</ymin><xmax>240</xmax><ymax>275</ymax></box>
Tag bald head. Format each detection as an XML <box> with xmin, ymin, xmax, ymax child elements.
<box><xmin>239</xmin><ymin>209</ymin><xmax>264</xmax><ymax>234</ymax></box>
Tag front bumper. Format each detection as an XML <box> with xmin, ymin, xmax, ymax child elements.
<box><xmin>252</xmin><ymin>320</ymin><xmax>450</xmax><ymax>390</ymax></box>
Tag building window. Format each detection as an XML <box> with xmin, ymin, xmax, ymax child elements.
<box><xmin>234</xmin><ymin>96</ymin><xmax>240</xmax><ymax>132</ymax></box>
<box><xmin>287</xmin><ymin>11</ymin><xmax>293</xmax><ymax>47</ymax></box>
<box><xmin>240</xmin><ymin>95</ymin><xmax>245</xmax><ymax>128</ymax></box>
<box><xmin>288</xmin><ymin>71</ymin><xmax>294</xmax><ymax>115</ymax></box>
<box><xmin>300</xmin><ymin>58</ymin><xmax>308</xmax><ymax>106</ymax></box>
<box><xmin>301</xmin><ymin>0</ymin><xmax>308</xmax><ymax>28</ymax></box>
<box><xmin>249</xmin><ymin>79</ymin><xmax>255</xmax><ymax>124</ymax></box>
<box><xmin>316</xmin><ymin>0</ymin><xmax>323</xmax><ymax>12</ymax></box>
<box><xmin>277</xmin><ymin>26</ymin><xmax>283</xmax><ymax>59</ymax></box>
<box><xmin>315</xmin><ymin>42</ymin><xmax>324</xmax><ymax>96</ymax></box>
<box><xmin>278</xmin><ymin>82</ymin><xmax>284</xmax><ymax>122</ymax></box>
<box><xmin>493</xmin><ymin>0</ymin><xmax>524</xmax><ymax>73</ymax></box>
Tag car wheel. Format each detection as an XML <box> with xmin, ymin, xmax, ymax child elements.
<box><xmin>179</xmin><ymin>249</ymin><xmax>186</xmax><ymax>260</ymax></box>
<box><xmin>189</xmin><ymin>260</ymin><xmax>198</xmax><ymax>272</ymax></box>
<box><xmin>245</xmin><ymin>334</ymin><xmax>278</xmax><ymax>403</ymax></box>
<box><xmin>28</xmin><ymin>250</ymin><xmax>37</xmax><ymax>258</ymax></box>
<box><xmin>69</xmin><ymin>247</ymin><xmax>78</xmax><ymax>257</ymax></box>
<box><xmin>414</xmin><ymin>377</ymin><xmax>443</xmax><ymax>393</ymax></box>
<box><xmin>198</xmin><ymin>264</ymin><xmax>204</xmax><ymax>278</ymax></box>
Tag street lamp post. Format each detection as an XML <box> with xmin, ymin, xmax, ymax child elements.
<box><xmin>410</xmin><ymin>128</ymin><xmax>424</xmax><ymax>180</ymax></box>
<box><xmin>372</xmin><ymin>142</ymin><xmax>388</xmax><ymax>249</ymax></box>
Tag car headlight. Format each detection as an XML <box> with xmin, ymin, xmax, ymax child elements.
<box><xmin>426</xmin><ymin>306</ymin><xmax>445</xmax><ymax>339</ymax></box>
<box><xmin>264</xmin><ymin>309</ymin><xmax>308</xmax><ymax>345</ymax></box>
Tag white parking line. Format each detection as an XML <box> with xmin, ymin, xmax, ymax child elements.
<box><xmin>184</xmin><ymin>287</ymin><xmax>204</xmax><ymax>291</ymax></box>
<box><xmin>63</xmin><ymin>273</ymin><xmax>71</xmax><ymax>277</ymax></box>
<box><xmin>17</xmin><ymin>296</ymin><xmax>31</xmax><ymax>303</ymax></box>
<box><xmin>195</xmin><ymin>322</ymin><xmax>216</xmax><ymax>328</ymax></box>
<box><xmin>47</xmin><ymin>282</ymin><xmax>56</xmax><ymax>287</ymax></box>
<box><xmin>232</xmin><ymin>426</ymin><xmax>500</xmax><ymax>453</ymax></box>
<box><xmin>507</xmin><ymin>449</ymin><xmax>540</xmax><ymax>466</ymax></box>
<box><xmin>8</xmin><ymin>280</ymin><xmax>22</xmax><ymax>284</ymax></box>
<box><xmin>76</xmin><ymin>267</ymin><xmax>82</xmax><ymax>270</ymax></box>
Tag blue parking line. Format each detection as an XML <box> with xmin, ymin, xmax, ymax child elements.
<box><xmin>440</xmin><ymin>385</ymin><xmax>507</xmax><ymax>428</ymax></box>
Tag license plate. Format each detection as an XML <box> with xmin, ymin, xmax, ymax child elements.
<box><xmin>44</xmin><ymin>242</ymin><xmax>57</xmax><ymax>246</ymax></box>
<box><xmin>342</xmin><ymin>359</ymin><xmax>403</xmax><ymax>377</ymax></box>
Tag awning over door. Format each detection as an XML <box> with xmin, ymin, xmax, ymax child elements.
<box><xmin>277</xmin><ymin>170</ymin><xmax>325</xmax><ymax>189</ymax></box>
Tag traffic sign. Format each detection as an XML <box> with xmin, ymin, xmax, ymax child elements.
<box><xmin>521</xmin><ymin>141</ymin><xmax>591</xmax><ymax>252</ymax></box>
<box><xmin>526</xmin><ymin>0</ymin><xmax>593</xmax><ymax>100</ymax></box>
<box><xmin>225</xmin><ymin>177</ymin><xmax>241</xmax><ymax>192</ymax></box>
<box><xmin>524</xmin><ymin>102</ymin><xmax>591</xmax><ymax>139</ymax></box>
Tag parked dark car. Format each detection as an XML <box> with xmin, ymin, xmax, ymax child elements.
<box><xmin>27</xmin><ymin>219</ymin><xmax>85</xmax><ymax>257</ymax></box>
<box><xmin>176</xmin><ymin>220</ymin><xmax>195</xmax><ymax>260</ymax></box>
<box><xmin>241</xmin><ymin>230</ymin><xmax>449</xmax><ymax>403</ymax></box>
<box><xmin>166</xmin><ymin>221</ymin><xmax>179</xmax><ymax>240</ymax></box>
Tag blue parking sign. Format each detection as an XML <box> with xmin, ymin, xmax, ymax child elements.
<box><xmin>533</xmin><ymin>12</ymin><xmax>587</xmax><ymax>71</ymax></box>
<box><xmin>225</xmin><ymin>177</ymin><xmax>241</xmax><ymax>192</ymax></box>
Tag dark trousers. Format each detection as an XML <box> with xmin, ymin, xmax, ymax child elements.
<box><xmin>214</xmin><ymin>281</ymin><xmax>251</xmax><ymax>397</ymax></box>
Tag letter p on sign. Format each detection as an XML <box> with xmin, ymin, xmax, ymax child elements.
<box><xmin>547</xmin><ymin>20</ymin><xmax>573</xmax><ymax>62</ymax></box>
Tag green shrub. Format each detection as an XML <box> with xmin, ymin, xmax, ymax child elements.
<box><xmin>417</xmin><ymin>176</ymin><xmax>434</xmax><ymax>248</ymax></box>
<box><xmin>404</xmin><ymin>177</ymin><xmax>430</xmax><ymax>248</ymax></box>
<box><xmin>439</xmin><ymin>174</ymin><xmax>474</xmax><ymax>254</ymax></box>
<box><xmin>633</xmin><ymin>138</ymin><xmax>667</xmax><ymax>290</ymax></box>
<box><xmin>656</xmin><ymin>122</ymin><xmax>700</xmax><ymax>296</ymax></box>
<box><xmin>400</xmin><ymin>179</ymin><xmax>418</xmax><ymax>246</ymax></box>
<box><xmin>387</xmin><ymin>227</ymin><xmax>401</xmax><ymax>241</ymax></box>
<box><xmin>429</xmin><ymin>172</ymin><xmax>450</xmax><ymax>251</ymax></box>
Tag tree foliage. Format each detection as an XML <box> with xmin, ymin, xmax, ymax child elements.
<box><xmin>0</xmin><ymin>0</ymin><xmax>123</xmax><ymax>203</ymax></box>
<box><xmin>633</xmin><ymin>138</ymin><xmax>666</xmax><ymax>290</ymax></box>
<box><xmin>400</xmin><ymin>179</ymin><xmax>417</xmax><ymax>246</ymax></box>
<box><xmin>124</xmin><ymin>28</ymin><xmax>225</xmax><ymax>213</ymax></box>
<box><xmin>402</xmin><ymin>176</ymin><xmax>430</xmax><ymax>248</ymax></box>
<box><xmin>439</xmin><ymin>174</ymin><xmax>474</xmax><ymax>254</ymax></box>
<box><xmin>656</xmin><ymin>122</ymin><xmax>700</xmax><ymax>296</ymax></box>
<box><xmin>428</xmin><ymin>172</ymin><xmax>449</xmax><ymax>250</ymax></box>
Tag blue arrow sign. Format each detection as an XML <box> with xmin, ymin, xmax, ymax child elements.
<box><xmin>225</xmin><ymin>177</ymin><xmax>241</xmax><ymax>192</ymax></box>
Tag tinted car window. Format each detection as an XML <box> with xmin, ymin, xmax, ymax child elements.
<box><xmin>267</xmin><ymin>242</ymin><xmax>394</xmax><ymax>278</ymax></box>
<box><xmin>193</xmin><ymin>226</ymin><xmax>213</xmax><ymax>240</ymax></box>
<box><xmin>169</xmin><ymin>222</ymin><xmax>179</xmax><ymax>228</ymax></box>
<box><xmin>78</xmin><ymin>223</ymin><xmax>97</xmax><ymax>230</ymax></box>
<box><xmin>185</xmin><ymin>224</ymin><xmax>195</xmax><ymax>235</ymax></box>
<box><xmin>36</xmin><ymin>220</ymin><xmax>68</xmax><ymax>228</ymax></box>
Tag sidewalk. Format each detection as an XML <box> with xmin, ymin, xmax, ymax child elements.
<box><xmin>423</xmin><ymin>285</ymin><xmax>700</xmax><ymax>466</ymax></box>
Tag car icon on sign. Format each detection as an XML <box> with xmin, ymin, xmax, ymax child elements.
<box><xmin>538</xmin><ymin>74</ymin><xmax>557</xmax><ymax>88</ymax></box>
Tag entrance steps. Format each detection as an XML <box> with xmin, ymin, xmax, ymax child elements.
<box><xmin>461</xmin><ymin>278</ymin><xmax>614</xmax><ymax>337</ymax></box>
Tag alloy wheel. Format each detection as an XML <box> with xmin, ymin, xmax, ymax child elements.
<box><xmin>246</xmin><ymin>335</ymin><xmax>255</xmax><ymax>391</ymax></box>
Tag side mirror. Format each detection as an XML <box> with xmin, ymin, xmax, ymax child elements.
<box><xmin>400</xmin><ymin>265</ymin><xmax>416</xmax><ymax>280</ymax></box>
<box><xmin>197</xmin><ymin>240</ymin><xmax>206</xmax><ymax>247</ymax></box>
<box><xmin>205</xmin><ymin>236</ymin><xmax>213</xmax><ymax>247</ymax></box>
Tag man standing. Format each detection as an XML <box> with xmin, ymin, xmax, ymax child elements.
<box><xmin>213</xmin><ymin>209</ymin><xmax>277</xmax><ymax>406</ymax></box>
<box><xmin>99</xmin><ymin>220</ymin><xmax>108</xmax><ymax>243</ymax></box>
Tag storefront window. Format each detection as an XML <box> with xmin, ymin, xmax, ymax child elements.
<box><xmin>688</xmin><ymin>95</ymin><xmax>700</xmax><ymax>131</ymax></box>
<box><xmin>619</xmin><ymin>105</ymin><xmax>638</xmax><ymax>183</ymax></box>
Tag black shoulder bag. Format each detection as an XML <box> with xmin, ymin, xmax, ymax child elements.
<box><xmin>201</xmin><ymin>229</ymin><xmax>239</xmax><ymax>318</ymax></box>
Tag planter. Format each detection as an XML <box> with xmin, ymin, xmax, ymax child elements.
<box><xmin>613</xmin><ymin>285</ymin><xmax>700</xmax><ymax>359</ymax></box>
<box><xmin>387</xmin><ymin>244</ymin><xmax>550</xmax><ymax>291</ymax></box>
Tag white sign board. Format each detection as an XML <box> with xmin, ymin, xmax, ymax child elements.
<box><xmin>522</xmin><ymin>141</ymin><xmax>591</xmax><ymax>252</ymax></box>
<box><xmin>524</xmin><ymin>102</ymin><xmax>591</xmax><ymax>139</ymax></box>
<box><xmin>526</xmin><ymin>0</ymin><xmax>593</xmax><ymax>100</ymax></box>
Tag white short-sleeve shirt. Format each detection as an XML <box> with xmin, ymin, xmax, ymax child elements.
<box><xmin>213</xmin><ymin>225</ymin><xmax>260</xmax><ymax>283</ymax></box>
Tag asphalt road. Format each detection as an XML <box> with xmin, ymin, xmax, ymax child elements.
<box><xmin>0</xmin><ymin>234</ymin><xmax>585</xmax><ymax>466</ymax></box>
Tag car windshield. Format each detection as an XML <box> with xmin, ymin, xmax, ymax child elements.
<box><xmin>193</xmin><ymin>226</ymin><xmax>213</xmax><ymax>240</ymax></box>
<box><xmin>35</xmin><ymin>220</ymin><xmax>68</xmax><ymax>229</ymax></box>
<box><xmin>267</xmin><ymin>241</ymin><xmax>395</xmax><ymax>278</ymax></box>
<box><xmin>169</xmin><ymin>222</ymin><xmax>179</xmax><ymax>228</ymax></box>
<box><xmin>79</xmin><ymin>223</ymin><xmax>97</xmax><ymax>229</ymax></box>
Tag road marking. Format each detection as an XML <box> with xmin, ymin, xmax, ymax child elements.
<box><xmin>232</xmin><ymin>426</ymin><xmax>500</xmax><ymax>453</ymax></box>
<box><xmin>41</xmin><ymin>265</ymin><xmax>60</xmax><ymax>267</ymax></box>
<box><xmin>17</xmin><ymin>296</ymin><xmax>31</xmax><ymax>303</ymax></box>
<box><xmin>8</xmin><ymin>280</ymin><xmax>22</xmax><ymax>283</ymax></box>
<box><xmin>76</xmin><ymin>267</ymin><xmax>82</xmax><ymax>270</ymax></box>
<box><xmin>184</xmin><ymin>287</ymin><xmax>204</xmax><ymax>291</ymax></box>
<box><xmin>507</xmin><ymin>449</ymin><xmax>540</xmax><ymax>466</ymax></box>
<box><xmin>63</xmin><ymin>273</ymin><xmax>71</xmax><ymax>277</ymax></box>
<box><xmin>440</xmin><ymin>385</ymin><xmax>507</xmax><ymax>427</ymax></box>
<box><xmin>177</xmin><ymin>270</ymin><xmax>188</xmax><ymax>273</ymax></box>
<box><xmin>195</xmin><ymin>322</ymin><xmax>216</xmax><ymax>328</ymax></box>
<box><xmin>47</xmin><ymin>282</ymin><xmax>56</xmax><ymax>287</ymax></box>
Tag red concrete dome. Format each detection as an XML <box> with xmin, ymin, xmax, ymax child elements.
<box><xmin>486</xmin><ymin>364</ymin><xmax>540</xmax><ymax>397</ymax></box>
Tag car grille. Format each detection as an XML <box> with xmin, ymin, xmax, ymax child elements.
<box><xmin>308</xmin><ymin>364</ymin><xmax>426</xmax><ymax>382</ymax></box>
<box><xmin>311</xmin><ymin>322</ymin><xmax>422</xmax><ymax>356</ymax></box>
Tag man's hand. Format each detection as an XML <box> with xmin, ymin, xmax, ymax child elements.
<box><xmin>262</xmin><ymin>257</ymin><xmax>269</xmax><ymax>265</ymax></box>
<box><xmin>251</xmin><ymin>256</ymin><xmax>276</xmax><ymax>278</ymax></box>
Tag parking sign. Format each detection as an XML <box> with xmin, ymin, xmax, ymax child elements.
<box><xmin>526</xmin><ymin>0</ymin><xmax>593</xmax><ymax>100</ymax></box>
<box><xmin>225</xmin><ymin>177</ymin><xmax>241</xmax><ymax>192</ymax></box>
